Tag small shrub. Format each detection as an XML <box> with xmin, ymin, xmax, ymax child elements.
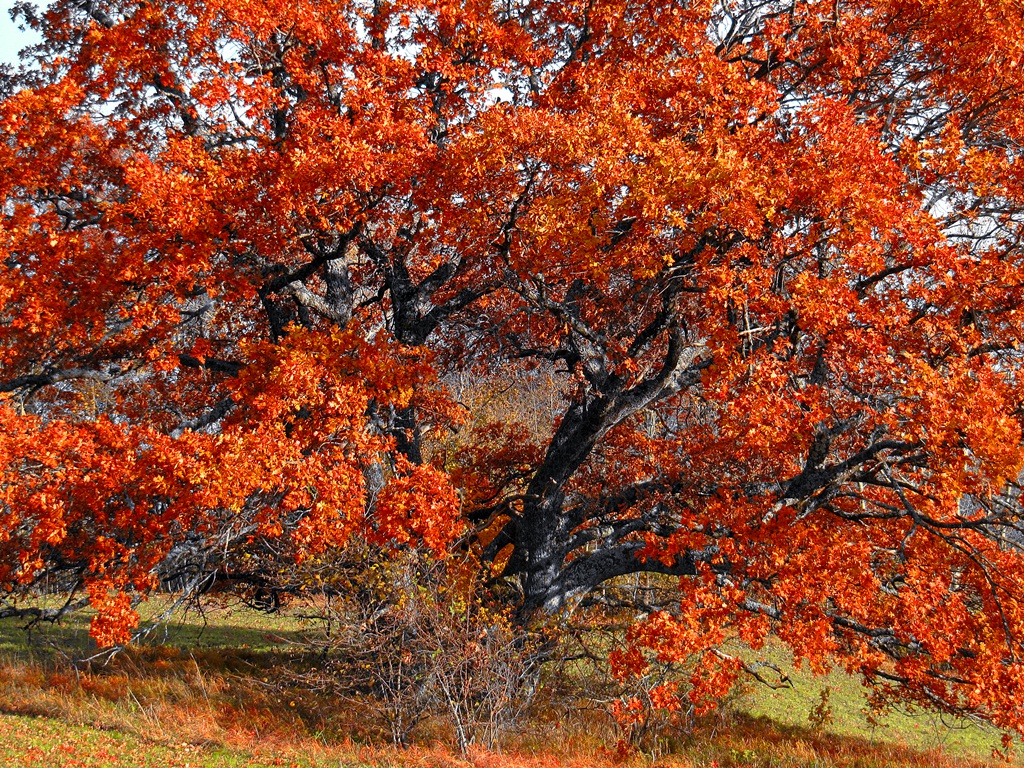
<box><xmin>292</xmin><ymin>544</ymin><xmax>542</xmax><ymax>752</ymax></box>
<box><xmin>808</xmin><ymin>686</ymin><xmax>835</xmax><ymax>731</ymax></box>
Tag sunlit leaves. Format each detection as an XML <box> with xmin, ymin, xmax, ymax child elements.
<box><xmin>4</xmin><ymin>0</ymin><xmax>1024</xmax><ymax>735</ymax></box>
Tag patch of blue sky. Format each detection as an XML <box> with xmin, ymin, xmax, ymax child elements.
<box><xmin>2</xmin><ymin>0</ymin><xmax>43</xmax><ymax>66</ymax></box>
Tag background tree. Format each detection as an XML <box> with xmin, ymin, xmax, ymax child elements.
<box><xmin>4</xmin><ymin>0</ymin><xmax>1024</xmax><ymax>732</ymax></box>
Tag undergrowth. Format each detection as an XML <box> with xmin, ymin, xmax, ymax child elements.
<box><xmin>0</xmin><ymin>599</ymin><xmax>1013</xmax><ymax>768</ymax></box>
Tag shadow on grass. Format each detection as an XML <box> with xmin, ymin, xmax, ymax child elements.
<box><xmin>689</xmin><ymin>712</ymin><xmax>1005</xmax><ymax>768</ymax></box>
<box><xmin>726</xmin><ymin>640</ymin><xmax>1011</xmax><ymax>762</ymax></box>
<box><xmin>0</xmin><ymin>597</ymin><xmax>314</xmax><ymax>663</ymax></box>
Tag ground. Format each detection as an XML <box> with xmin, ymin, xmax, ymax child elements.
<box><xmin>0</xmin><ymin>598</ymin><xmax>1014</xmax><ymax>767</ymax></box>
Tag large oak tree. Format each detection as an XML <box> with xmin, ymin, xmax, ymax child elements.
<box><xmin>4</xmin><ymin>0</ymin><xmax>1024</xmax><ymax>730</ymax></box>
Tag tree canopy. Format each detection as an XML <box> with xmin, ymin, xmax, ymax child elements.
<box><xmin>4</xmin><ymin>0</ymin><xmax>1024</xmax><ymax>732</ymax></box>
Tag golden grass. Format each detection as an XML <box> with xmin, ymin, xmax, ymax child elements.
<box><xmin>0</xmin><ymin>644</ymin><xmax>1012</xmax><ymax>768</ymax></box>
<box><xmin>0</xmin><ymin>599</ymin><xmax>1014</xmax><ymax>768</ymax></box>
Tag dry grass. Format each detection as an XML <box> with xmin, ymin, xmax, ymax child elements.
<box><xmin>0</xmin><ymin>646</ymin><xmax>1011</xmax><ymax>768</ymax></box>
<box><xmin>0</xmin><ymin>600</ymin><xmax>1015</xmax><ymax>768</ymax></box>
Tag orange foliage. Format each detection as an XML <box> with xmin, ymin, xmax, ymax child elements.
<box><xmin>4</xmin><ymin>0</ymin><xmax>1024</xmax><ymax>738</ymax></box>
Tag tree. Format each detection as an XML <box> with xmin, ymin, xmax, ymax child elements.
<box><xmin>3</xmin><ymin>0</ymin><xmax>1024</xmax><ymax>732</ymax></box>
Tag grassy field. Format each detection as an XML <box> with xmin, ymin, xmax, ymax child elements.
<box><xmin>0</xmin><ymin>597</ymin><xmax>1015</xmax><ymax>768</ymax></box>
<box><xmin>0</xmin><ymin>713</ymin><xmax>286</xmax><ymax>768</ymax></box>
<box><xmin>731</xmin><ymin>644</ymin><xmax>1010</xmax><ymax>759</ymax></box>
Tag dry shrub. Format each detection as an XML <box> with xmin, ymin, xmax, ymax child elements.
<box><xmin>292</xmin><ymin>544</ymin><xmax>543</xmax><ymax>752</ymax></box>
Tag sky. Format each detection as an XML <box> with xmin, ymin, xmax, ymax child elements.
<box><xmin>1</xmin><ymin>0</ymin><xmax>42</xmax><ymax>66</ymax></box>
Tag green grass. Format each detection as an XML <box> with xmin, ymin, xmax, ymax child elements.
<box><xmin>0</xmin><ymin>596</ymin><xmax>311</xmax><ymax>659</ymax></box>
<box><xmin>730</xmin><ymin>643</ymin><xmax>1010</xmax><ymax>760</ymax></box>
<box><xmin>0</xmin><ymin>712</ymin><xmax>319</xmax><ymax>767</ymax></box>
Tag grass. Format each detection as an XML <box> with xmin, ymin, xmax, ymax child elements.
<box><xmin>730</xmin><ymin>643</ymin><xmax>1011</xmax><ymax>759</ymax></box>
<box><xmin>0</xmin><ymin>712</ymin><xmax>294</xmax><ymax>767</ymax></box>
<box><xmin>0</xmin><ymin>597</ymin><xmax>1016</xmax><ymax>768</ymax></box>
<box><xmin>0</xmin><ymin>596</ymin><xmax>311</xmax><ymax>658</ymax></box>
<box><xmin>0</xmin><ymin>709</ymin><xmax>1008</xmax><ymax>768</ymax></box>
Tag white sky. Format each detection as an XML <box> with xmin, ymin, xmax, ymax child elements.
<box><xmin>1</xmin><ymin>0</ymin><xmax>43</xmax><ymax>66</ymax></box>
